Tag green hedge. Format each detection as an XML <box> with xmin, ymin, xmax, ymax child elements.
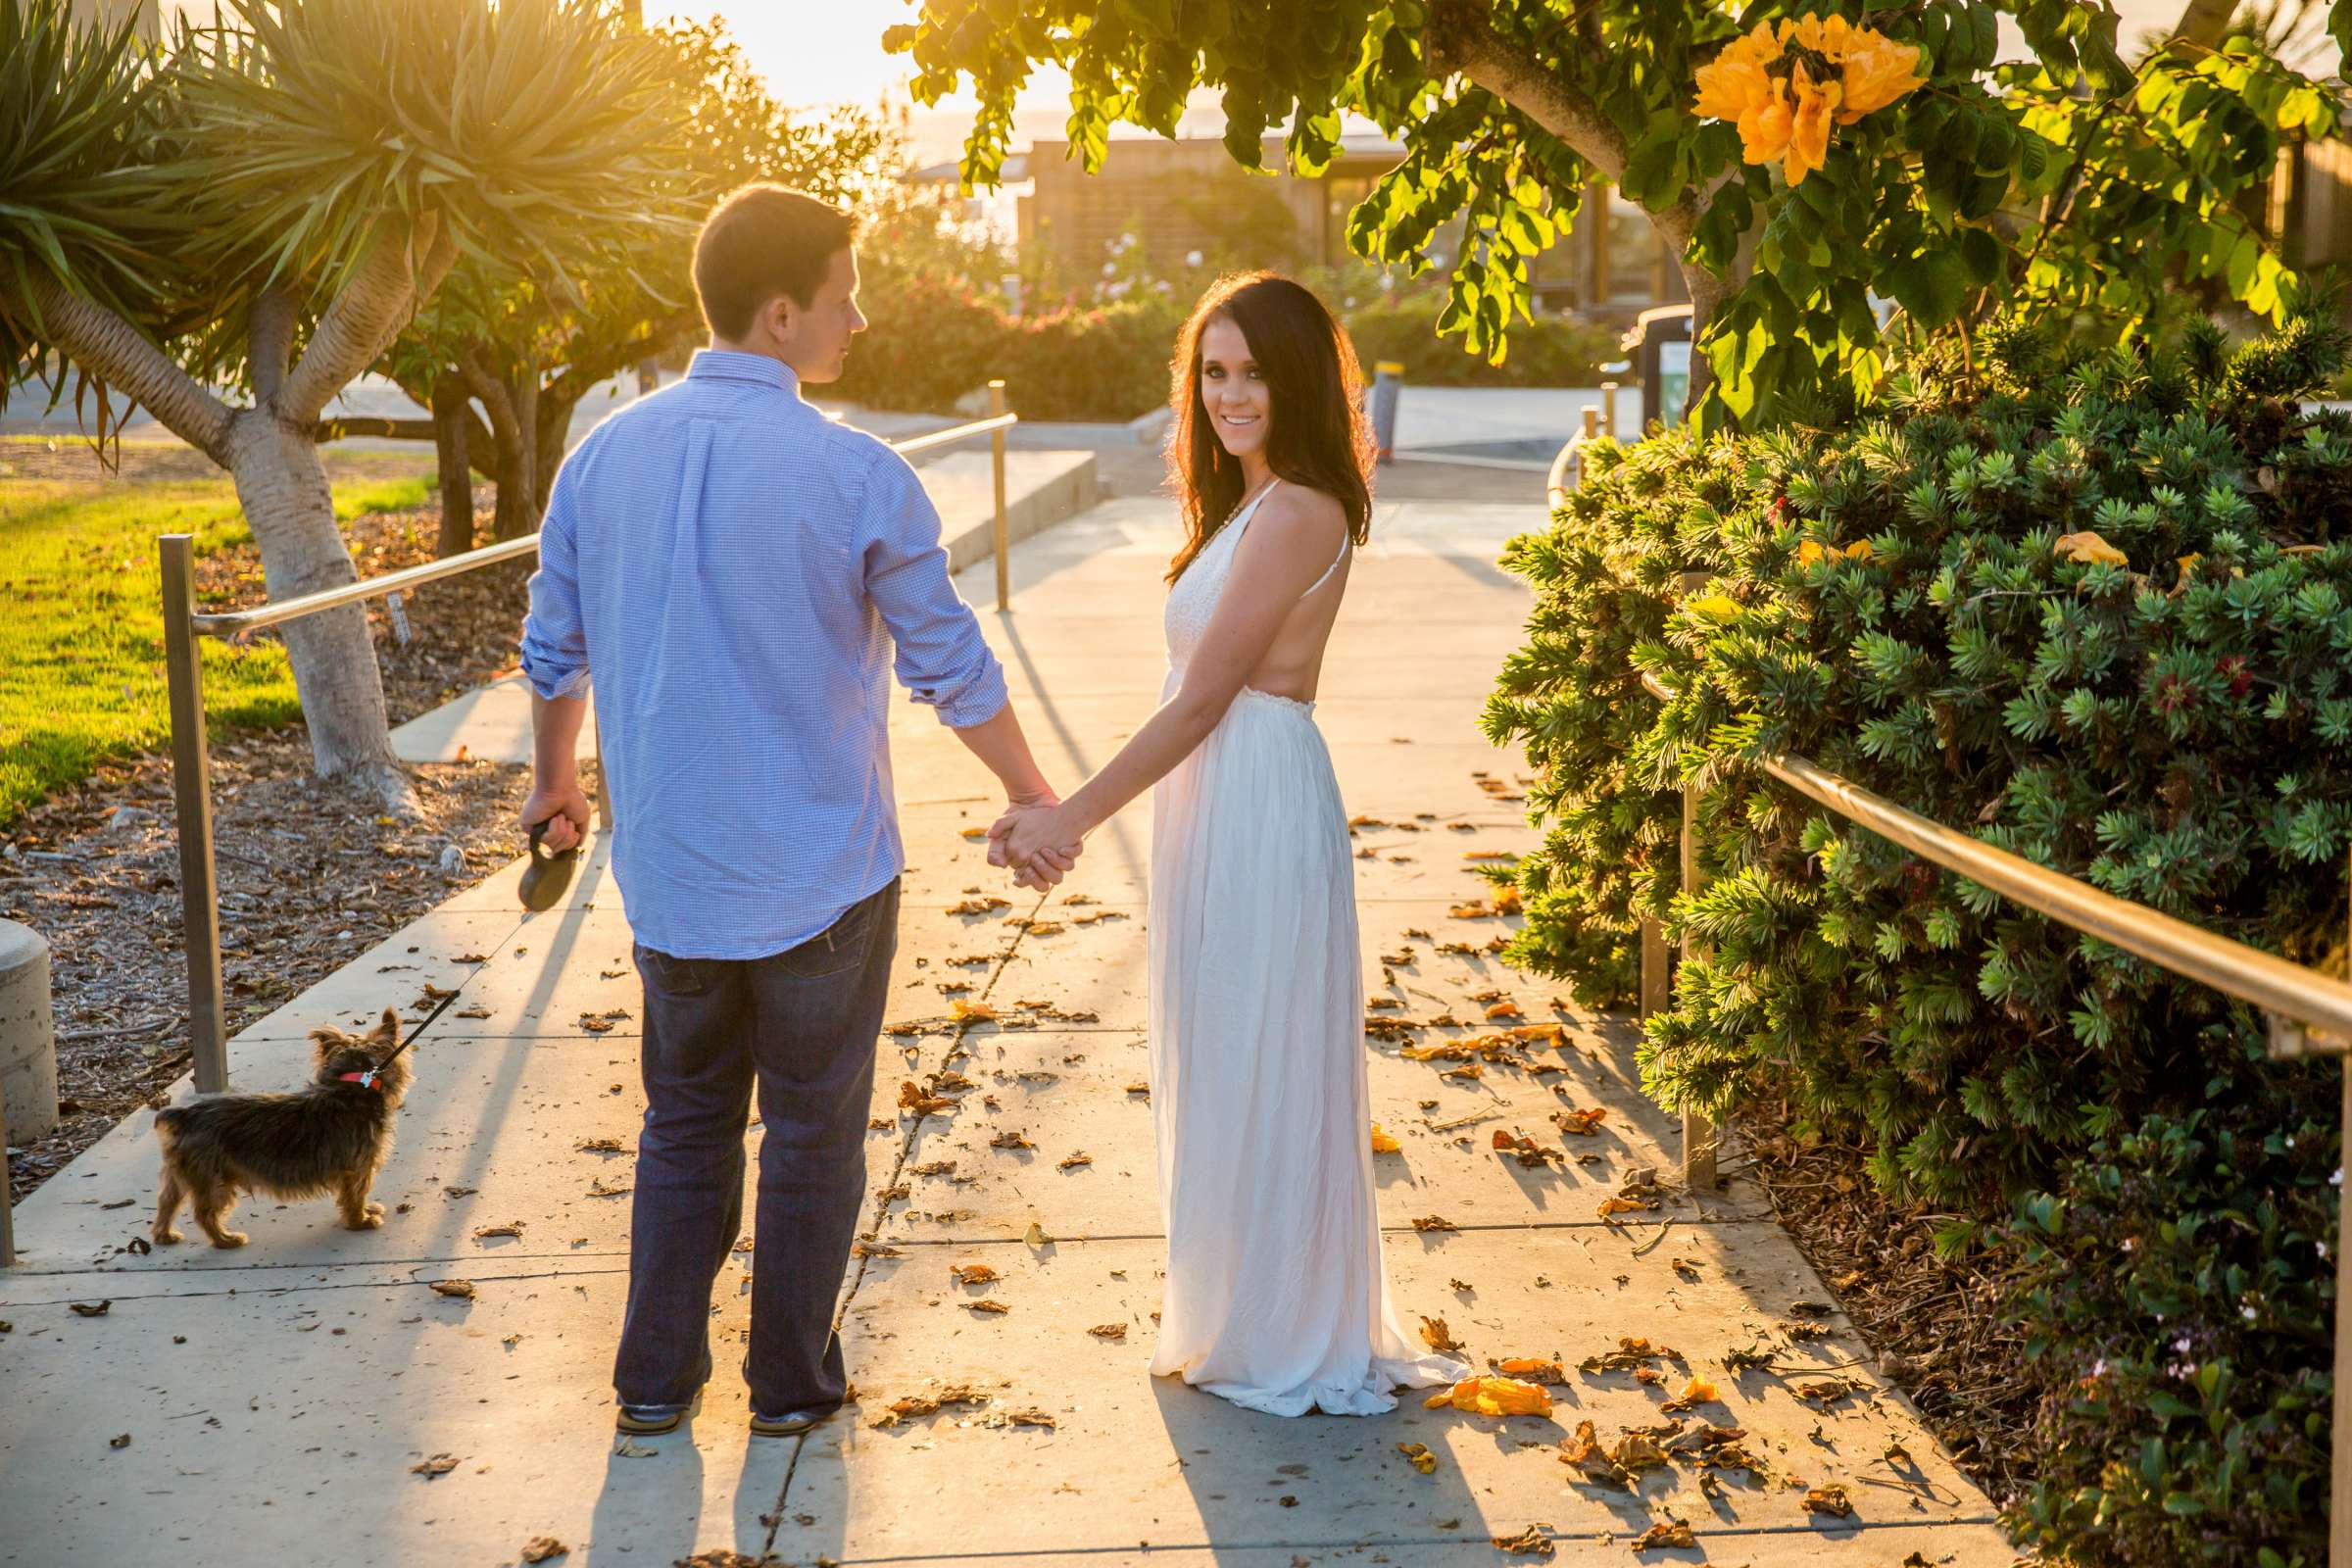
<box><xmin>836</xmin><ymin>267</ymin><xmax>1616</xmax><ymax>419</ymax></box>
<box><xmin>1487</xmin><ymin>313</ymin><xmax>2352</xmax><ymax>1202</ymax></box>
<box><xmin>1480</xmin><ymin>311</ymin><xmax>2352</xmax><ymax>1565</ymax></box>
<box><xmin>2005</xmin><ymin>1086</ymin><xmax>2337</xmax><ymax>1566</ymax></box>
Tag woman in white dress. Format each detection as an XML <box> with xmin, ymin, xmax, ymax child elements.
<box><xmin>988</xmin><ymin>271</ymin><xmax>1470</xmax><ymax>1417</ymax></box>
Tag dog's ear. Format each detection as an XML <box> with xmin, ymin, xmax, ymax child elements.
<box><xmin>373</xmin><ymin>1006</ymin><xmax>402</xmax><ymax>1046</ymax></box>
<box><xmin>308</xmin><ymin>1025</ymin><xmax>346</xmax><ymax>1060</ymax></box>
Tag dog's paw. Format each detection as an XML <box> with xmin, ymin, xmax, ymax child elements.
<box><xmin>152</xmin><ymin>1227</ymin><xmax>183</xmax><ymax>1246</ymax></box>
<box><xmin>212</xmin><ymin>1230</ymin><xmax>250</xmax><ymax>1249</ymax></box>
<box><xmin>364</xmin><ymin>1200</ymin><xmax>386</xmax><ymax>1222</ymax></box>
<box><xmin>345</xmin><ymin>1209</ymin><xmax>385</xmax><ymax>1231</ymax></box>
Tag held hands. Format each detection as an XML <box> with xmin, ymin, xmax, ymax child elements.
<box><xmin>520</xmin><ymin>776</ymin><xmax>593</xmax><ymax>853</ymax></box>
<box><xmin>988</xmin><ymin>793</ymin><xmax>1085</xmax><ymax>890</ymax></box>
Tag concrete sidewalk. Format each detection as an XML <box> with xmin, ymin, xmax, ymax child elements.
<box><xmin>0</xmin><ymin>496</ymin><xmax>2016</xmax><ymax>1565</ymax></box>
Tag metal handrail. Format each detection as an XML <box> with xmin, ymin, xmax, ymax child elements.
<box><xmin>891</xmin><ymin>410</ymin><xmax>1015</xmax><ymax>460</ymax></box>
<box><xmin>151</xmin><ymin>391</ymin><xmax>1020</xmax><ymax>1107</ymax></box>
<box><xmin>193</xmin><ymin>534</ymin><xmax>543</xmax><ymax>637</ymax></box>
<box><xmin>1637</xmin><ymin>668</ymin><xmax>2352</xmax><ymax>1049</ymax></box>
<box><xmin>1634</xmin><ymin>657</ymin><xmax>2352</xmax><ymax>1568</ymax></box>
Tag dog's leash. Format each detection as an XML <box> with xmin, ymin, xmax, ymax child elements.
<box><xmin>342</xmin><ymin>982</ymin><xmax>468</xmax><ymax>1092</ymax></box>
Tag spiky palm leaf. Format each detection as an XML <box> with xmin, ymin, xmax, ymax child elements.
<box><xmin>164</xmin><ymin>0</ymin><xmax>686</xmax><ymax>382</ymax></box>
<box><xmin>0</xmin><ymin>0</ymin><xmax>198</xmax><ymax>413</ymax></box>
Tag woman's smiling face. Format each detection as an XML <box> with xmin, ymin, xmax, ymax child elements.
<box><xmin>1199</xmin><ymin>315</ymin><xmax>1270</xmax><ymax>460</ymax></box>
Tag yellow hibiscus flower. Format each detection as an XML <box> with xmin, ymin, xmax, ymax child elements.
<box><xmin>1739</xmin><ymin>75</ymin><xmax>1794</xmax><ymax>168</ymax></box>
<box><xmin>1693</xmin><ymin>24</ymin><xmax>1781</xmax><ymax>121</ymax></box>
<box><xmin>1785</xmin><ymin>63</ymin><xmax>1840</xmax><ymax>185</ymax></box>
<box><xmin>1836</xmin><ymin>33</ymin><xmax>1926</xmax><ymax>122</ymax></box>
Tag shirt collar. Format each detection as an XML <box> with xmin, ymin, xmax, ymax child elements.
<box><xmin>687</xmin><ymin>349</ymin><xmax>801</xmax><ymax>396</ymax></box>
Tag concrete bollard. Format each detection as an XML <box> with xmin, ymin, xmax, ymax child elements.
<box><xmin>0</xmin><ymin>920</ymin><xmax>57</xmax><ymax>1145</ymax></box>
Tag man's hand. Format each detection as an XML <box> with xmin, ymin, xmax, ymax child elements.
<box><xmin>521</xmin><ymin>777</ymin><xmax>593</xmax><ymax>853</ymax></box>
<box><xmin>988</xmin><ymin>803</ymin><xmax>1084</xmax><ymax>887</ymax></box>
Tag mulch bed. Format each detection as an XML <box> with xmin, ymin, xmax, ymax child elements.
<box><xmin>1733</xmin><ymin>1104</ymin><xmax>2038</xmax><ymax>1512</ymax></box>
<box><xmin>1</xmin><ymin>500</ymin><xmax>594</xmax><ymax>1205</ymax></box>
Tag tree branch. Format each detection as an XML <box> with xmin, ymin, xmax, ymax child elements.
<box><xmin>1425</xmin><ymin>0</ymin><xmax>1633</xmax><ymax>182</ymax></box>
<box><xmin>458</xmin><ymin>350</ymin><xmax>522</xmax><ymax>453</ymax></box>
<box><xmin>543</xmin><ymin>306</ymin><xmax>701</xmax><ymax>398</ymax></box>
<box><xmin>24</xmin><ymin>271</ymin><xmax>234</xmax><ymax>465</ymax></box>
<box><xmin>279</xmin><ymin>212</ymin><xmax>461</xmax><ymax>423</ymax></box>
<box><xmin>251</xmin><ymin>286</ymin><xmax>296</xmax><ymax>405</ymax></box>
<box><xmin>314</xmin><ymin>416</ymin><xmax>440</xmax><ymax>442</ymax></box>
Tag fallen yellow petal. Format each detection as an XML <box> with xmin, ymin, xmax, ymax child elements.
<box><xmin>2055</xmin><ymin>530</ymin><xmax>2129</xmax><ymax>567</ymax></box>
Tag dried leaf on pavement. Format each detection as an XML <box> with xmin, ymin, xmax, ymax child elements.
<box><xmin>1629</xmin><ymin>1518</ymin><xmax>1695</xmax><ymax>1550</ymax></box>
<box><xmin>428</xmin><ymin>1280</ymin><xmax>475</xmax><ymax>1299</ymax></box>
<box><xmin>1579</xmin><ymin>1337</ymin><xmax>1682</xmax><ymax>1373</ymax></box>
<box><xmin>1410</xmin><ymin>1214</ymin><xmax>1458</xmax><ymax>1233</ymax></box>
<box><xmin>1493</xmin><ymin>1128</ymin><xmax>1561</xmax><ymax>1168</ymax></box>
<box><xmin>1803</xmin><ymin>1483</ymin><xmax>1855</xmax><ymax>1517</ymax></box>
<box><xmin>411</xmin><ymin>1453</ymin><xmax>461</xmax><ymax>1478</ymax></box>
<box><xmin>898</xmin><ymin>1081</ymin><xmax>956</xmax><ymax>1116</ymax></box>
<box><xmin>1422</xmin><ymin>1375</ymin><xmax>1551</xmax><ymax>1418</ymax></box>
<box><xmin>1490</xmin><ymin>1522</ymin><xmax>1554</xmax><ymax>1556</ymax></box>
<box><xmin>519</xmin><ymin>1539</ymin><xmax>568</xmax><ymax>1564</ymax></box>
<box><xmin>1419</xmin><ymin>1315</ymin><xmax>1463</xmax><ymax>1352</ymax></box>
<box><xmin>1396</xmin><ymin>1441</ymin><xmax>1437</xmax><ymax>1475</ymax></box>
<box><xmin>1659</xmin><ymin>1377</ymin><xmax>1719</xmax><ymax>1413</ymax></box>
<box><xmin>948</xmin><ymin>898</ymin><xmax>1009</xmax><ymax>915</ymax></box>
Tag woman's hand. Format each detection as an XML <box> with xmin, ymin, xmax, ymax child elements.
<box><xmin>988</xmin><ymin>802</ymin><xmax>1084</xmax><ymax>882</ymax></box>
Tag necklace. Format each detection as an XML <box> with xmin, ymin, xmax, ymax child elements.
<box><xmin>1230</xmin><ymin>473</ymin><xmax>1278</xmax><ymax>523</ymax></box>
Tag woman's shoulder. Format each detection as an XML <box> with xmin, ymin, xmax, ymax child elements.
<box><xmin>1253</xmin><ymin>479</ymin><xmax>1348</xmax><ymax>541</ymax></box>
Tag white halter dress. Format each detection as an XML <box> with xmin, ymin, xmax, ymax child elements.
<box><xmin>1144</xmin><ymin>478</ymin><xmax>1471</xmax><ymax>1416</ymax></box>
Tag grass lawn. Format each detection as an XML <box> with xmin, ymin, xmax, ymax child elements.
<box><xmin>0</xmin><ymin>472</ymin><xmax>428</xmax><ymax>827</ymax></box>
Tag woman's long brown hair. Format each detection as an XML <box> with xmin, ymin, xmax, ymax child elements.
<box><xmin>1164</xmin><ymin>270</ymin><xmax>1373</xmax><ymax>583</ymax></box>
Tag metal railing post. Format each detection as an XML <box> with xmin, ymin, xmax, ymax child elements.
<box><xmin>1640</xmin><ymin>916</ymin><xmax>1669</xmax><ymax>1021</ymax></box>
<box><xmin>161</xmin><ymin>535</ymin><xmax>228</xmax><ymax>1094</ymax></box>
<box><xmin>1676</xmin><ymin>568</ymin><xmax>1720</xmax><ymax>1191</ymax></box>
<box><xmin>1</xmin><ymin>1062</ymin><xmax>16</xmax><ymax>1266</ymax></box>
<box><xmin>1679</xmin><ymin>779</ymin><xmax>1720</xmax><ymax>1189</ymax></box>
<box><xmin>989</xmin><ymin>379</ymin><xmax>1010</xmax><ymax>612</ymax></box>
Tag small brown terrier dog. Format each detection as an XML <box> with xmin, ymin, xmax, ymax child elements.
<box><xmin>152</xmin><ymin>1006</ymin><xmax>414</xmax><ymax>1248</ymax></box>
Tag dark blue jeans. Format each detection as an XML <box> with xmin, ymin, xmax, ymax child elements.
<box><xmin>613</xmin><ymin>876</ymin><xmax>900</xmax><ymax>1416</ymax></box>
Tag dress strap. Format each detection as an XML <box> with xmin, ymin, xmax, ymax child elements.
<box><xmin>1229</xmin><ymin>475</ymin><xmax>1279</xmax><ymax>542</ymax></box>
<box><xmin>1298</xmin><ymin>534</ymin><xmax>1350</xmax><ymax>600</ymax></box>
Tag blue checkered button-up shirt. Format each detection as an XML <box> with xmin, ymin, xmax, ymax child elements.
<box><xmin>519</xmin><ymin>349</ymin><xmax>1008</xmax><ymax>959</ymax></box>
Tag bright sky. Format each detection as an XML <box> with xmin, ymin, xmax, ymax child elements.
<box><xmin>164</xmin><ymin>0</ymin><xmax>2230</xmax><ymax>172</ymax></box>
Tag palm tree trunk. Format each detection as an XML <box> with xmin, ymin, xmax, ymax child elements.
<box><xmin>221</xmin><ymin>410</ymin><xmax>411</xmax><ymax>808</ymax></box>
<box><xmin>431</xmin><ymin>379</ymin><xmax>475</xmax><ymax>557</ymax></box>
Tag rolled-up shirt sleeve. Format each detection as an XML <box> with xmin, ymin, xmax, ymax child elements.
<box><xmin>858</xmin><ymin>447</ymin><xmax>1008</xmax><ymax>728</ymax></box>
<box><xmin>519</xmin><ymin>458</ymin><xmax>591</xmax><ymax>701</ymax></box>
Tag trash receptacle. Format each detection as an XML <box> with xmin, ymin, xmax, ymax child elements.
<box><xmin>1625</xmin><ymin>305</ymin><xmax>1695</xmax><ymax>428</ymax></box>
<box><xmin>1368</xmin><ymin>361</ymin><xmax>1403</xmax><ymax>464</ymax></box>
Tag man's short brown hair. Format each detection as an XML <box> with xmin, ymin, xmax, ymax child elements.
<box><xmin>692</xmin><ymin>184</ymin><xmax>858</xmax><ymax>341</ymax></box>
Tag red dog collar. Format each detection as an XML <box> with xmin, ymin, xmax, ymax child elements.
<box><xmin>338</xmin><ymin>1070</ymin><xmax>382</xmax><ymax>1092</ymax></box>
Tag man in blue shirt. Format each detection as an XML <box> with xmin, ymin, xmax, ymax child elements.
<box><xmin>517</xmin><ymin>184</ymin><xmax>1074</xmax><ymax>1440</ymax></box>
